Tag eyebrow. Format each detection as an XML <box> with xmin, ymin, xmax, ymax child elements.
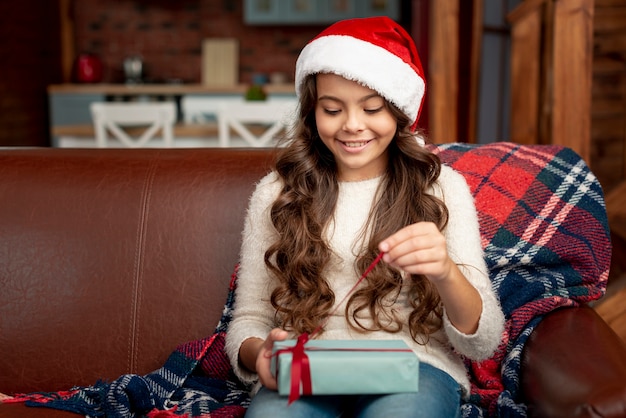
<box><xmin>317</xmin><ymin>93</ymin><xmax>382</xmax><ymax>104</ymax></box>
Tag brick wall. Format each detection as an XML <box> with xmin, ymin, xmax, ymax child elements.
<box><xmin>0</xmin><ymin>0</ymin><xmax>413</xmax><ymax>147</ymax></box>
<box><xmin>72</xmin><ymin>0</ymin><xmax>326</xmax><ymax>84</ymax></box>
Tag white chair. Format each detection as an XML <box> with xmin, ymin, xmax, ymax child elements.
<box><xmin>181</xmin><ymin>96</ymin><xmax>244</xmax><ymax>124</ymax></box>
<box><xmin>90</xmin><ymin>102</ymin><xmax>176</xmax><ymax>148</ymax></box>
<box><xmin>217</xmin><ymin>99</ymin><xmax>297</xmax><ymax>147</ymax></box>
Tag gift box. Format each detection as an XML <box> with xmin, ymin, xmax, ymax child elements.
<box><xmin>271</xmin><ymin>338</ymin><xmax>419</xmax><ymax>401</ymax></box>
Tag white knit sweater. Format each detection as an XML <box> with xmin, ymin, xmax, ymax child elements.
<box><xmin>225</xmin><ymin>165</ymin><xmax>505</xmax><ymax>398</ymax></box>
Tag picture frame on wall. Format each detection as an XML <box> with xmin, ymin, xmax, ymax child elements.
<box><xmin>244</xmin><ymin>0</ymin><xmax>281</xmax><ymax>23</ymax></box>
<box><xmin>361</xmin><ymin>0</ymin><xmax>400</xmax><ymax>19</ymax></box>
<box><xmin>359</xmin><ymin>0</ymin><xmax>399</xmax><ymax>19</ymax></box>
<box><xmin>322</xmin><ymin>0</ymin><xmax>356</xmax><ymax>21</ymax></box>
<box><xmin>285</xmin><ymin>0</ymin><xmax>319</xmax><ymax>22</ymax></box>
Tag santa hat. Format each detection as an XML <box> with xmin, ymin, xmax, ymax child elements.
<box><xmin>295</xmin><ymin>16</ymin><xmax>426</xmax><ymax>131</ymax></box>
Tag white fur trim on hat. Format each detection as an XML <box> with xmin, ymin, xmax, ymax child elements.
<box><xmin>295</xmin><ymin>34</ymin><xmax>425</xmax><ymax>127</ymax></box>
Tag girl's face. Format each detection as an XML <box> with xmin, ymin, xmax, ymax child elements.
<box><xmin>314</xmin><ymin>73</ymin><xmax>397</xmax><ymax>182</ymax></box>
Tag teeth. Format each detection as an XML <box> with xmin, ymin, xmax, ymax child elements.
<box><xmin>343</xmin><ymin>141</ymin><xmax>369</xmax><ymax>148</ymax></box>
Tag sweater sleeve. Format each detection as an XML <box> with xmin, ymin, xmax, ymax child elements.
<box><xmin>224</xmin><ymin>172</ymin><xmax>282</xmax><ymax>385</ymax></box>
<box><xmin>436</xmin><ymin>165</ymin><xmax>505</xmax><ymax>361</ymax></box>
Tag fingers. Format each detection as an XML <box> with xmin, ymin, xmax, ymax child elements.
<box><xmin>379</xmin><ymin>222</ymin><xmax>439</xmax><ymax>260</ymax></box>
<box><xmin>268</xmin><ymin>328</ymin><xmax>289</xmax><ymax>344</ymax></box>
<box><xmin>256</xmin><ymin>328</ymin><xmax>289</xmax><ymax>390</ymax></box>
<box><xmin>379</xmin><ymin>222</ymin><xmax>450</xmax><ymax>279</ymax></box>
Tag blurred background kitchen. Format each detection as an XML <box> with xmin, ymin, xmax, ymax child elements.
<box><xmin>1</xmin><ymin>1</ymin><xmax>518</xmax><ymax>146</ymax></box>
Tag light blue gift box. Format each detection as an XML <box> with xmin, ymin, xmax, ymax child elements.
<box><xmin>271</xmin><ymin>339</ymin><xmax>419</xmax><ymax>396</ymax></box>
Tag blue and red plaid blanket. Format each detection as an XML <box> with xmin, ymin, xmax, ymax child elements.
<box><xmin>7</xmin><ymin>142</ymin><xmax>610</xmax><ymax>417</ymax></box>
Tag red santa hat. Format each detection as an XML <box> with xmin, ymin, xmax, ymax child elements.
<box><xmin>295</xmin><ymin>16</ymin><xmax>426</xmax><ymax>131</ymax></box>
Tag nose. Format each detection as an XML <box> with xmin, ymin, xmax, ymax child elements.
<box><xmin>342</xmin><ymin>109</ymin><xmax>365</xmax><ymax>133</ymax></box>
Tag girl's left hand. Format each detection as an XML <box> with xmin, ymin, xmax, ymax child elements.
<box><xmin>378</xmin><ymin>221</ymin><xmax>454</xmax><ymax>282</ymax></box>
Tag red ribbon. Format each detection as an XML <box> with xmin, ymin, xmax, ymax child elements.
<box><xmin>288</xmin><ymin>333</ymin><xmax>311</xmax><ymax>404</ymax></box>
<box><xmin>274</xmin><ymin>252</ymin><xmax>385</xmax><ymax>404</ymax></box>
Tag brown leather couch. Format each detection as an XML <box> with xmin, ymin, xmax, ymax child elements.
<box><xmin>1</xmin><ymin>147</ymin><xmax>625</xmax><ymax>418</ymax></box>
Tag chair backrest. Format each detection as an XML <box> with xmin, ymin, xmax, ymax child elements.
<box><xmin>90</xmin><ymin>102</ymin><xmax>177</xmax><ymax>148</ymax></box>
<box><xmin>217</xmin><ymin>99</ymin><xmax>297</xmax><ymax>147</ymax></box>
<box><xmin>181</xmin><ymin>96</ymin><xmax>244</xmax><ymax>123</ymax></box>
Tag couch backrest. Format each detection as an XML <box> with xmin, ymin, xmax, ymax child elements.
<box><xmin>0</xmin><ymin>148</ymin><xmax>274</xmax><ymax>394</ymax></box>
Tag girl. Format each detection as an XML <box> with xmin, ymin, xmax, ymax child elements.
<box><xmin>225</xmin><ymin>16</ymin><xmax>504</xmax><ymax>418</ymax></box>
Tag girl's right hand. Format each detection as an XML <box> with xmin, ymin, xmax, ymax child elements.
<box><xmin>255</xmin><ymin>328</ymin><xmax>289</xmax><ymax>390</ymax></box>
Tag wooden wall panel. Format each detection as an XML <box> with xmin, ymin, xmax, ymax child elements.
<box><xmin>591</xmin><ymin>0</ymin><xmax>626</xmax><ymax>191</ymax></box>
<box><xmin>59</xmin><ymin>0</ymin><xmax>74</xmax><ymax>83</ymax></box>
<box><xmin>428</xmin><ymin>0</ymin><xmax>459</xmax><ymax>143</ymax></box>
<box><xmin>509</xmin><ymin>1</ymin><xmax>543</xmax><ymax>145</ymax></box>
<box><xmin>551</xmin><ymin>0</ymin><xmax>594</xmax><ymax>163</ymax></box>
<box><xmin>466</xmin><ymin>0</ymin><xmax>483</xmax><ymax>143</ymax></box>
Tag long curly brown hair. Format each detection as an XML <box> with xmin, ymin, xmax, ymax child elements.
<box><xmin>265</xmin><ymin>74</ymin><xmax>448</xmax><ymax>343</ymax></box>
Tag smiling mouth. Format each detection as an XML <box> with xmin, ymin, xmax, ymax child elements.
<box><xmin>341</xmin><ymin>140</ymin><xmax>371</xmax><ymax>148</ymax></box>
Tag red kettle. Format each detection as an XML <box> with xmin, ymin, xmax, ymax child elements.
<box><xmin>75</xmin><ymin>53</ymin><xmax>103</xmax><ymax>83</ymax></box>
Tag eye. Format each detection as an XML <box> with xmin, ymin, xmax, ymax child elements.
<box><xmin>364</xmin><ymin>106</ymin><xmax>384</xmax><ymax>114</ymax></box>
<box><xmin>323</xmin><ymin>108</ymin><xmax>341</xmax><ymax>115</ymax></box>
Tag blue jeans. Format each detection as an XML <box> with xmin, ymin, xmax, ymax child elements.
<box><xmin>245</xmin><ymin>362</ymin><xmax>462</xmax><ymax>418</ymax></box>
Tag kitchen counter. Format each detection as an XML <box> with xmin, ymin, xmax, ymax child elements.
<box><xmin>47</xmin><ymin>83</ymin><xmax>297</xmax><ymax>147</ymax></box>
<box><xmin>51</xmin><ymin>122</ymin><xmax>220</xmax><ymax>139</ymax></box>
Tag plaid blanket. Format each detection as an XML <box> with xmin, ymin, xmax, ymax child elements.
<box><xmin>436</xmin><ymin>142</ymin><xmax>610</xmax><ymax>417</ymax></box>
<box><xmin>7</xmin><ymin>142</ymin><xmax>610</xmax><ymax>417</ymax></box>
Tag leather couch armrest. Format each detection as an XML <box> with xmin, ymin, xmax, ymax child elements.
<box><xmin>522</xmin><ymin>306</ymin><xmax>626</xmax><ymax>418</ymax></box>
